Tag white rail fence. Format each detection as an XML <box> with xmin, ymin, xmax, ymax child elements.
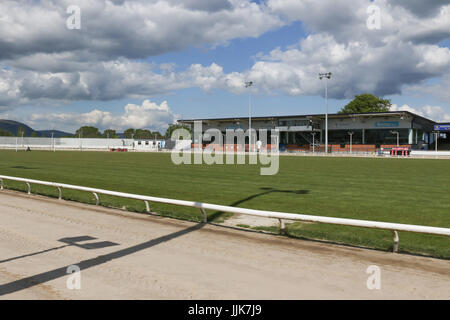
<box><xmin>1</xmin><ymin>174</ymin><xmax>449</xmax><ymax>253</ymax></box>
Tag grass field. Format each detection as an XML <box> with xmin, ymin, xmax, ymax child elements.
<box><xmin>0</xmin><ymin>150</ymin><xmax>449</xmax><ymax>259</ymax></box>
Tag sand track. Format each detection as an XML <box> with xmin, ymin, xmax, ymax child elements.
<box><xmin>0</xmin><ymin>190</ymin><xmax>448</xmax><ymax>299</ymax></box>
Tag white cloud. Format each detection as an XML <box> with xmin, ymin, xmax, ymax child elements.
<box><xmin>388</xmin><ymin>0</ymin><xmax>447</xmax><ymax>18</ymax></box>
<box><xmin>217</xmin><ymin>33</ymin><xmax>450</xmax><ymax>99</ymax></box>
<box><xmin>390</xmin><ymin>104</ymin><xmax>450</xmax><ymax>122</ymax></box>
<box><xmin>0</xmin><ymin>60</ymin><xmax>252</xmax><ymax>108</ymax></box>
<box><xmin>0</xmin><ymin>0</ymin><xmax>284</xmax><ymax>61</ymax></box>
<box><xmin>27</xmin><ymin>100</ymin><xmax>177</xmax><ymax>132</ymax></box>
<box><xmin>235</xmin><ymin>0</ymin><xmax>450</xmax><ymax>99</ymax></box>
<box><xmin>120</xmin><ymin>100</ymin><xmax>177</xmax><ymax>129</ymax></box>
<box><xmin>405</xmin><ymin>75</ymin><xmax>450</xmax><ymax>102</ymax></box>
<box><xmin>0</xmin><ymin>0</ymin><xmax>287</xmax><ymax>109</ymax></box>
<box><xmin>267</xmin><ymin>0</ymin><xmax>450</xmax><ymax>45</ymax></box>
<box><xmin>0</xmin><ymin>0</ymin><xmax>450</xmax><ymax>114</ymax></box>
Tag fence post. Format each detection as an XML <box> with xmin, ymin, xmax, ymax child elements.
<box><xmin>93</xmin><ymin>192</ymin><xmax>99</xmax><ymax>205</ymax></box>
<box><xmin>200</xmin><ymin>208</ymin><xmax>207</xmax><ymax>223</ymax></box>
<box><xmin>144</xmin><ymin>200</ymin><xmax>151</xmax><ymax>213</ymax></box>
<box><xmin>0</xmin><ymin>174</ymin><xmax>449</xmax><ymax>256</ymax></box>
<box><xmin>393</xmin><ymin>230</ymin><xmax>399</xmax><ymax>253</ymax></box>
<box><xmin>279</xmin><ymin>219</ymin><xmax>286</xmax><ymax>234</ymax></box>
<box><xmin>57</xmin><ymin>187</ymin><xmax>62</xmax><ymax>200</ymax></box>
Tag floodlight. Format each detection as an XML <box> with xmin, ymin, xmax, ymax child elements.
<box><xmin>319</xmin><ymin>72</ymin><xmax>332</xmax><ymax>154</ymax></box>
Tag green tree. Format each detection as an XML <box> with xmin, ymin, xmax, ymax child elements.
<box><xmin>339</xmin><ymin>94</ymin><xmax>392</xmax><ymax>114</ymax></box>
<box><xmin>75</xmin><ymin>126</ymin><xmax>101</xmax><ymax>138</ymax></box>
<box><xmin>103</xmin><ymin>129</ymin><xmax>119</xmax><ymax>138</ymax></box>
<box><xmin>151</xmin><ymin>131</ymin><xmax>163</xmax><ymax>139</ymax></box>
<box><xmin>124</xmin><ymin>128</ymin><xmax>135</xmax><ymax>139</ymax></box>
<box><xmin>31</xmin><ymin>131</ymin><xmax>38</xmax><ymax>137</ymax></box>
<box><xmin>123</xmin><ymin>128</ymin><xmax>164</xmax><ymax>139</ymax></box>
<box><xmin>134</xmin><ymin>129</ymin><xmax>152</xmax><ymax>139</ymax></box>
<box><xmin>164</xmin><ymin>123</ymin><xmax>191</xmax><ymax>138</ymax></box>
<box><xmin>17</xmin><ymin>126</ymin><xmax>26</xmax><ymax>137</ymax></box>
<box><xmin>0</xmin><ymin>129</ymin><xmax>12</xmax><ymax>136</ymax></box>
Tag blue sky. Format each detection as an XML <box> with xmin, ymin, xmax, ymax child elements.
<box><xmin>1</xmin><ymin>0</ymin><xmax>449</xmax><ymax>132</ymax></box>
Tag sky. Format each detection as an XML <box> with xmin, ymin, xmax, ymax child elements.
<box><xmin>0</xmin><ymin>0</ymin><xmax>450</xmax><ymax>133</ymax></box>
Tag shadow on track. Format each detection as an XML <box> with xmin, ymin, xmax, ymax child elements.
<box><xmin>0</xmin><ymin>223</ymin><xmax>204</xmax><ymax>296</ymax></box>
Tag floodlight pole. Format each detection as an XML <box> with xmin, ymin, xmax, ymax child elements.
<box><xmin>319</xmin><ymin>72</ymin><xmax>332</xmax><ymax>154</ymax></box>
<box><xmin>435</xmin><ymin>132</ymin><xmax>438</xmax><ymax>152</ymax></box>
<box><xmin>391</xmin><ymin>130</ymin><xmax>399</xmax><ymax>147</ymax></box>
<box><xmin>325</xmin><ymin>80</ymin><xmax>328</xmax><ymax>154</ymax></box>
<box><xmin>348</xmin><ymin>131</ymin><xmax>354</xmax><ymax>153</ymax></box>
<box><xmin>311</xmin><ymin>132</ymin><xmax>316</xmax><ymax>153</ymax></box>
<box><xmin>245</xmin><ymin>81</ymin><xmax>253</xmax><ymax>153</ymax></box>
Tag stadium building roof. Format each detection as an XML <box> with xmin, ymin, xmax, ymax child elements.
<box><xmin>179</xmin><ymin>111</ymin><xmax>437</xmax><ymax>124</ymax></box>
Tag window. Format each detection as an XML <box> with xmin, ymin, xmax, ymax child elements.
<box><xmin>328</xmin><ymin>130</ymin><xmax>363</xmax><ymax>144</ymax></box>
<box><xmin>295</xmin><ymin>120</ymin><xmax>310</xmax><ymax>126</ymax></box>
<box><xmin>286</xmin><ymin>120</ymin><xmax>295</xmax><ymax>126</ymax></box>
<box><xmin>364</xmin><ymin>129</ymin><xmax>409</xmax><ymax>145</ymax></box>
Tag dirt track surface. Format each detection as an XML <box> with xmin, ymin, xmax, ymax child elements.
<box><xmin>0</xmin><ymin>190</ymin><xmax>448</xmax><ymax>299</ymax></box>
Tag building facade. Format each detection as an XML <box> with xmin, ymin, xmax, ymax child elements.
<box><xmin>179</xmin><ymin>111</ymin><xmax>437</xmax><ymax>151</ymax></box>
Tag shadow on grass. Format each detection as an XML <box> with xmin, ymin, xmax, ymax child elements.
<box><xmin>208</xmin><ymin>187</ymin><xmax>310</xmax><ymax>222</ymax></box>
<box><xmin>3</xmin><ymin>185</ymin><xmax>447</xmax><ymax>260</ymax></box>
<box><xmin>3</xmin><ymin>183</ymin><xmax>309</xmax><ymax>223</ymax></box>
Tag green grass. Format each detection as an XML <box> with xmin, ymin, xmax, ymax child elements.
<box><xmin>0</xmin><ymin>150</ymin><xmax>449</xmax><ymax>258</ymax></box>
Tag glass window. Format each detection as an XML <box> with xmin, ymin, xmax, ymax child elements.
<box><xmin>364</xmin><ymin>129</ymin><xmax>409</xmax><ymax>145</ymax></box>
<box><xmin>295</xmin><ymin>120</ymin><xmax>310</xmax><ymax>126</ymax></box>
<box><xmin>328</xmin><ymin>130</ymin><xmax>363</xmax><ymax>144</ymax></box>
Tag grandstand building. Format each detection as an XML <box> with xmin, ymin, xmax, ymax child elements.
<box><xmin>179</xmin><ymin>111</ymin><xmax>440</xmax><ymax>152</ymax></box>
<box><xmin>1</xmin><ymin>111</ymin><xmax>446</xmax><ymax>153</ymax></box>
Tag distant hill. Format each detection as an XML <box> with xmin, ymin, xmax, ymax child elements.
<box><xmin>0</xmin><ymin>119</ymin><xmax>35</xmax><ymax>136</ymax></box>
<box><xmin>0</xmin><ymin>119</ymin><xmax>73</xmax><ymax>137</ymax></box>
